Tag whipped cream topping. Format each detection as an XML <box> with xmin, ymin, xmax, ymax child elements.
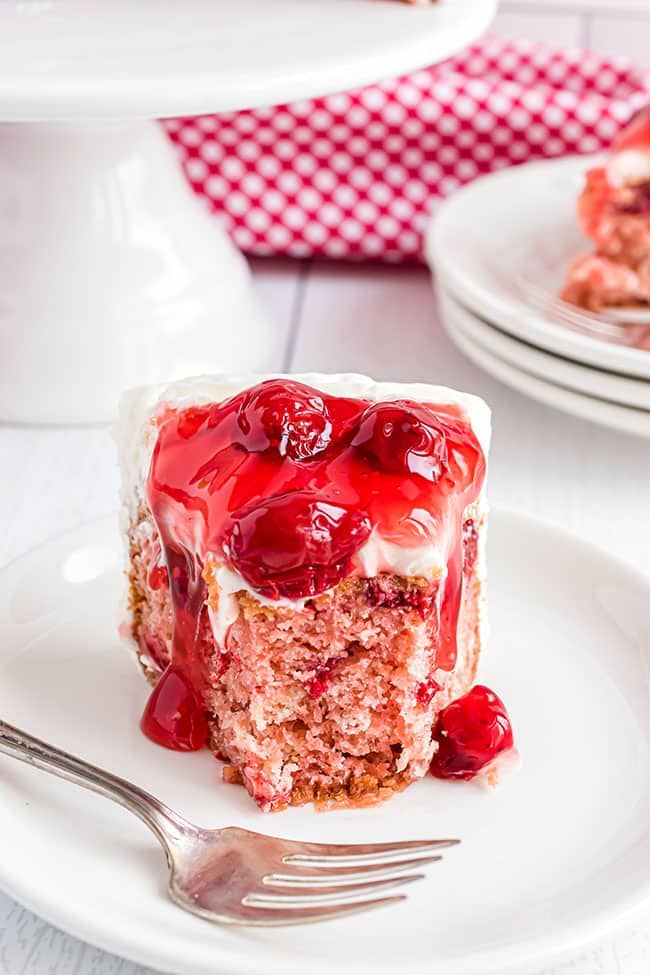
<box><xmin>607</xmin><ymin>149</ymin><xmax>650</xmax><ymax>188</ymax></box>
<box><xmin>205</xmin><ymin>528</ymin><xmax>456</xmax><ymax>645</ymax></box>
<box><xmin>354</xmin><ymin>530</ymin><xmax>447</xmax><ymax>578</ymax></box>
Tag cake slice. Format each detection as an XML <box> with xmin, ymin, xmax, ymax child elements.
<box><xmin>562</xmin><ymin>107</ymin><xmax>650</xmax><ymax>311</ymax></box>
<box><xmin>119</xmin><ymin>373</ymin><xmax>508</xmax><ymax>812</ymax></box>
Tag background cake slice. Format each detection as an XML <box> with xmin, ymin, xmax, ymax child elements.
<box><xmin>118</xmin><ymin>373</ymin><xmax>493</xmax><ymax>811</ymax></box>
<box><xmin>562</xmin><ymin>106</ymin><xmax>650</xmax><ymax>311</ymax></box>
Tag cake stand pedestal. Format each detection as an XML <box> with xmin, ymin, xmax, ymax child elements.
<box><xmin>0</xmin><ymin>0</ymin><xmax>496</xmax><ymax>423</ymax></box>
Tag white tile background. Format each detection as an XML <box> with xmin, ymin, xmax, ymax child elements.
<box><xmin>494</xmin><ymin>0</ymin><xmax>650</xmax><ymax>65</ymax></box>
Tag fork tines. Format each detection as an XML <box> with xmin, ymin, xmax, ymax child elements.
<box><xmin>241</xmin><ymin>836</ymin><xmax>459</xmax><ymax>924</ymax></box>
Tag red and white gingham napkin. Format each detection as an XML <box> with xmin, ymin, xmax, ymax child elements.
<box><xmin>163</xmin><ymin>36</ymin><xmax>650</xmax><ymax>263</ymax></box>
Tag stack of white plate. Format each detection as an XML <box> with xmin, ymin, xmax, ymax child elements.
<box><xmin>426</xmin><ymin>155</ymin><xmax>650</xmax><ymax>439</ymax></box>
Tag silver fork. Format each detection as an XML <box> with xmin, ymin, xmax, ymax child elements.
<box><xmin>515</xmin><ymin>274</ymin><xmax>636</xmax><ymax>345</ymax></box>
<box><xmin>0</xmin><ymin>720</ymin><xmax>457</xmax><ymax>926</ymax></box>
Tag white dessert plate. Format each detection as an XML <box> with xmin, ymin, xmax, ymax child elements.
<box><xmin>427</xmin><ymin>155</ymin><xmax>650</xmax><ymax>381</ymax></box>
<box><xmin>440</xmin><ymin>291</ymin><xmax>650</xmax><ymax>439</ymax></box>
<box><xmin>1</xmin><ymin>514</ymin><xmax>650</xmax><ymax>974</ymax></box>
<box><xmin>438</xmin><ymin>288</ymin><xmax>650</xmax><ymax>412</ymax></box>
<box><xmin>0</xmin><ymin>0</ymin><xmax>496</xmax><ymax>120</ymax></box>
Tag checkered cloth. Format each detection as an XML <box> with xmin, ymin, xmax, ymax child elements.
<box><xmin>164</xmin><ymin>36</ymin><xmax>650</xmax><ymax>263</ymax></box>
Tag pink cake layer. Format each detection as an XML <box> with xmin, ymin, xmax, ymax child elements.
<box><xmin>127</xmin><ymin>504</ymin><xmax>485</xmax><ymax>812</ymax></box>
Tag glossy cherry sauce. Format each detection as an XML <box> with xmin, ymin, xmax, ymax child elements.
<box><xmin>430</xmin><ymin>684</ymin><xmax>514</xmax><ymax>781</ymax></box>
<box><xmin>140</xmin><ymin>379</ymin><xmax>486</xmax><ymax>750</ymax></box>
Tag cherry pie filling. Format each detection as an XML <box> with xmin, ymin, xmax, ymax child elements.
<box><xmin>430</xmin><ymin>685</ymin><xmax>514</xmax><ymax>780</ymax></box>
<box><xmin>139</xmin><ymin>379</ymin><xmax>514</xmax><ymax>779</ymax></box>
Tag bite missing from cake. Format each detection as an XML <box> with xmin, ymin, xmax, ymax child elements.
<box><xmin>118</xmin><ymin>373</ymin><xmax>511</xmax><ymax>812</ymax></box>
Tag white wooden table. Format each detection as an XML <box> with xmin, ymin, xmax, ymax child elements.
<box><xmin>1</xmin><ymin>257</ymin><xmax>649</xmax><ymax>975</ymax></box>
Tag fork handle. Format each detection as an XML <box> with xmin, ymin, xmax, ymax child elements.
<box><xmin>0</xmin><ymin>719</ymin><xmax>191</xmax><ymax>853</ymax></box>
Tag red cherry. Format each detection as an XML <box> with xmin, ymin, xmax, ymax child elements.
<box><xmin>416</xmin><ymin>677</ymin><xmax>441</xmax><ymax>707</ymax></box>
<box><xmin>616</xmin><ymin>184</ymin><xmax>650</xmax><ymax>216</ymax></box>
<box><xmin>140</xmin><ymin>665</ymin><xmax>209</xmax><ymax>751</ymax></box>
<box><xmin>224</xmin><ymin>491</ymin><xmax>372</xmax><ymax>600</ymax></box>
<box><xmin>308</xmin><ymin>656</ymin><xmax>344</xmax><ymax>698</ymax></box>
<box><xmin>234</xmin><ymin>380</ymin><xmax>333</xmax><ymax>461</ymax></box>
<box><xmin>147</xmin><ymin>564</ymin><xmax>168</xmax><ymax>590</ymax></box>
<box><xmin>352</xmin><ymin>401</ymin><xmax>448</xmax><ymax>482</ymax></box>
<box><xmin>430</xmin><ymin>685</ymin><xmax>514</xmax><ymax>781</ymax></box>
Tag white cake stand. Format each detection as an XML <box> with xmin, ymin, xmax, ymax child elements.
<box><xmin>0</xmin><ymin>0</ymin><xmax>496</xmax><ymax>423</ymax></box>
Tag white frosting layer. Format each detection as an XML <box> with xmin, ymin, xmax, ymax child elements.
<box><xmin>117</xmin><ymin>372</ymin><xmax>491</xmax><ymax>624</ymax></box>
<box><xmin>354</xmin><ymin>530</ymin><xmax>447</xmax><ymax>578</ymax></box>
<box><xmin>607</xmin><ymin>149</ymin><xmax>650</xmax><ymax>188</ymax></box>
<box><xmin>206</xmin><ymin>528</ymin><xmax>454</xmax><ymax>644</ymax></box>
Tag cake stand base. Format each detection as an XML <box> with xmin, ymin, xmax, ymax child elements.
<box><xmin>0</xmin><ymin>121</ymin><xmax>272</xmax><ymax>424</ymax></box>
